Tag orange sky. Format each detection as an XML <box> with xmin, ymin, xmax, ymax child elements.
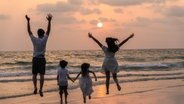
<box><xmin>0</xmin><ymin>0</ymin><xmax>184</xmax><ymax>51</ymax></box>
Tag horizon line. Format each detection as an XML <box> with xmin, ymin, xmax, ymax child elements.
<box><xmin>0</xmin><ymin>48</ymin><xmax>184</xmax><ymax>52</ymax></box>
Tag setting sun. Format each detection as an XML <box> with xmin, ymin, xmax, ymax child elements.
<box><xmin>97</xmin><ymin>22</ymin><xmax>103</xmax><ymax>28</ymax></box>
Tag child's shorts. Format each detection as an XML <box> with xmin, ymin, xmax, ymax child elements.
<box><xmin>59</xmin><ymin>86</ymin><xmax>68</xmax><ymax>95</ymax></box>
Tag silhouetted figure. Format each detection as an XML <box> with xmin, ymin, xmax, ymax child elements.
<box><xmin>88</xmin><ymin>32</ymin><xmax>134</xmax><ymax>94</ymax></box>
<box><xmin>57</xmin><ymin>60</ymin><xmax>74</xmax><ymax>104</ymax></box>
<box><xmin>74</xmin><ymin>63</ymin><xmax>97</xmax><ymax>103</ymax></box>
<box><xmin>25</xmin><ymin>14</ymin><xmax>52</xmax><ymax>97</ymax></box>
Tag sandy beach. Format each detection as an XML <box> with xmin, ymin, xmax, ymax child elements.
<box><xmin>0</xmin><ymin>79</ymin><xmax>184</xmax><ymax>104</ymax></box>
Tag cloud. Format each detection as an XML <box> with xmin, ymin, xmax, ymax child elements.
<box><xmin>90</xmin><ymin>19</ymin><xmax>98</xmax><ymax>25</ymax></box>
<box><xmin>37</xmin><ymin>1</ymin><xmax>80</xmax><ymax>13</ymax></box>
<box><xmin>89</xmin><ymin>17</ymin><xmax>117</xmax><ymax>25</ymax></box>
<box><xmin>80</xmin><ymin>8</ymin><xmax>101</xmax><ymax>15</ymax></box>
<box><xmin>114</xmin><ymin>8</ymin><xmax>124</xmax><ymax>14</ymax></box>
<box><xmin>37</xmin><ymin>1</ymin><xmax>101</xmax><ymax>15</ymax></box>
<box><xmin>0</xmin><ymin>14</ymin><xmax>9</xmax><ymax>20</ymax></box>
<box><xmin>98</xmin><ymin>17</ymin><xmax>117</xmax><ymax>23</ymax></box>
<box><xmin>96</xmin><ymin>0</ymin><xmax>173</xmax><ymax>6</ymax></box>
<box><xmin>125</xmin><ymin>15</ymin><xmax>184</xmax><ymax>29</ymax></box>
<box><xmin>125</xmin><ymin>17</ymin><xmax>151</xmax><ymax>27</ymax></box>
<box><xmin>54</xmin><ymin>15</ymin><xmax>86</xmax><ymax>25</ymax></box>
<box><xmin>164</xmin><ymin>6</ymin><xmax>184</xmax><ymax>17</ymax></box>
<box><xmin>98</xmin><ymin>0</ymin><xmax>153</xmax><ymax>6</ymax></box>
<box><xmin>68</xmin><ymin>0</ymin><xmax>83</xmax><ymax>5</ymax></box>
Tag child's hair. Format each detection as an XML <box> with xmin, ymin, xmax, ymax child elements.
<box><xmin>59</xmin><ymin>60</ymin><xmax>68</xmax><ymax>68</ymax></box>
<box><xmin>106</xmin><ymin>37</ymin><xmax>119</xmax><ymax>53</ymax></box>
<box><xmin>81</xmin><ymin>63</ymin><xmax>90</xmax><ymax>76</ymax></box>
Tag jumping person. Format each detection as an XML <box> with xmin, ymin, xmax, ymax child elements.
<box><xmin>57</xmin><ymin>60</ymin><xmax>74</xmax><ymax>104</ymax></box>
<box><xmin>25</xmin><ymin>14</ymin><xmax>52</xmax><ymax>97</ymax></box>
<box><xmin>74</xmin><ymin>63</ymin><xmax>97</xmax><ymax>103</ymax></box>
<box><xmin>88</xmin><ymin>32</ymin><xmax>134</xmax><ymax>94</ymax></box>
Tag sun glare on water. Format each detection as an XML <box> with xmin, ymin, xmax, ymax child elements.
<box><xmin>97</xmin><ymin>22</ymin><xmax>103</xmax><ymax>28</ymax></box>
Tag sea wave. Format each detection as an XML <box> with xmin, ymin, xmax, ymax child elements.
<box><xmin>0</xmin><ymin>61</ymin><xmax>184</xmax><ymax>78</ymax></box>
<box><xmin>0</xmin><ymin>72</ymin><xmax>183</xmax><ymax>82</ymax></box>
<box><xmin>120</xmin><ymin>61</ymin><xmax>184</xmax><ymax>70</ymax></box>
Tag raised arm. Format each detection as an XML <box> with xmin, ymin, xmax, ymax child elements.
<box><xmin>46</xmin><ymin>14</ymin><xmax>52</xmax><ymax>36</ymax></box>
<box><xmin>74</xmin><ymin>72</ymin><xmax>81</xmax><ymax>81</ymax></box>
<box><xmin>88</xmin><ymin>32</ymin><xmax>103</xmax><ymax>48</ymax></box>
<box><xmin>89</xmin><ymin>71</ymin><xmax>97</xmax><ymax>81</ymax></box>
<box><xmin>25</xmin><ymin>15</ymin><xmax>32</xmax><ymax>35</ymax></box>
<box><xmin>118</xmin><ymin>33</ymin><xmax>134</xmax><ymax>47</ymax></box>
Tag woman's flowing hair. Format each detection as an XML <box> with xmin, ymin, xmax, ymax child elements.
<box><xmin>106</xmin><ymin>37</ymin><xmax>119</xmax><ymax>53</ymax></box>
<box><xmin>81</xmin><ymin>63</ymin><xmax>90</xmax><ymax>77</ymax></box>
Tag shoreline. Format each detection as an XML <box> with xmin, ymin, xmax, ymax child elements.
<box><xmin>0</xmin><ymin>77</ymin><xmax>184</xmax><ymax>100</ymax></box>
<box><xmin>0</xmin><ymin>79</ymin><xmax>184</xmax><ymax>104</ymax></box>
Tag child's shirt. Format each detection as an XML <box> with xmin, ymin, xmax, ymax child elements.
<box><xmin>57</xmin><ymin>68</ymin><xmax>69</xmax><ymax>86</ymax></box>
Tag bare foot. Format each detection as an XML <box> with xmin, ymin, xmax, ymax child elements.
<box><xmin>39</xmin><ymin>90</ymin><xmax>43</xmax><ymax>97</ymax></box>
<box><xmin>33</xmin><ymin>88</ymin><xmax>37</xmax><ymax>94</ymax></box>
<box><xmin>118</xmin><ymin>85</ymin><xmax>121</xmax><ymax>91</ymax></box>
<box><xmin>89</xmin><ymin>95</ymin><xmax>91</xmax><ymax>100</ymax></box>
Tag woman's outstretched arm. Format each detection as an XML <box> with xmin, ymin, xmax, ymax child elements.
<box><xmin>88</xmin><ymin>32</ymin><xmax>103</xmax><ymax>48</ymax></box>
<box><xmin>118</xmin><ymin>33</ymin><xmax>134</xmax><ymax>48</ymax></box>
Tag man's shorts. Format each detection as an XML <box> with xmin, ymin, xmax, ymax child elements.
<box><xmin>32</xmin><ymin>57</ymin><xmax>46</xmax><ymax>75</ymax></box>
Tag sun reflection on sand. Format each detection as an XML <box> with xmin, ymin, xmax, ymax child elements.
<box><xmin>95</xmin><ymin>85</ymin><xmax>106</xmax><ymax>97</ymax></box>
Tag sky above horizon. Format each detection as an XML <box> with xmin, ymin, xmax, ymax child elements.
<box><xmin>0</xmin><ymin>0</ymin><xmax>184</xmax><ymax>51</ymax></box>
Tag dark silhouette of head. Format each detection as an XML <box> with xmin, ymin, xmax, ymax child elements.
<box><xmin>59</xmin><ymin>60</ymin><xmax>68</xmax><ymax>68</ymax></box>
<box><xmin>37</xmin><ymin>28</ymin><xmax>45</xmax><ymax>38</ymax></box>
<box><xmin>81</xmin><ymin>63</ymin><xmax>90</xmax><ymax>76</ymax></box>
<box><xmin>106</xmin><ymin>37</ymin><xmax>119</xmax><ymax>53</ymax></box>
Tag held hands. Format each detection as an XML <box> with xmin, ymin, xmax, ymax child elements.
<box><xmin>71</xmin><ymin>79</ymin><xmax>75</xmax><ymax>83</ymax></box>
<box><xmin>25</xmin><ymin>15</ymin><xmax>30</xmax><ymax>21</ymax></box>
<box><xmin>72</xmin><ymin>78</ymin><xmax>76</xmax><ymax>83</ymax></box>
<box><xmin>46</xmin><ymin>14</ymin><xmax>52</xmax><ymax>21</ymax></box>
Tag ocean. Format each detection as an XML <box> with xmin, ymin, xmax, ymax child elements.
<box><xmin>0</xmin><ymin>49</ymin><xmax>184</xmax><ymax>99</ymax></box>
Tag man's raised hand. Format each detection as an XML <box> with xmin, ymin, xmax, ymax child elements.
<box><xmin>25</xmin><ymin>15</ymin><xmax>30</xmax><ymax>21</ymax></box>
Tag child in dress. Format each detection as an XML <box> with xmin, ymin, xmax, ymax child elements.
<box><xmin>57</xmin><ymin>60</ymin><xmax>74</xmax><ymax>104</ymax></box>
<box><xmin>74</xmin><ymin>63</ymin><xmax>97</xmax><ymax>103</ymax></box>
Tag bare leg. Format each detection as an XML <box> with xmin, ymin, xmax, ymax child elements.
<box><xmin>112</xmin><ymin>73</ymin><xmax>121</xmax><ymax>91</ymax></box>
<box><xmin>105</xmin><ymin>71</ymin><xmax>110</xmax><ymax>94</ymax></box>
<box><xmin>60</xmin><ymin>91</ymin><xmax>63</xmax><ymax>104</ymax></box>
<box><xmin>33</xmin><ymin>74</ymin><xmax>37</xmax><ymax>94</ymax></box>
<box><xmin>39</xmin><ymin>74</ymin><xmax>44</xmax><ymax>97</ymax></box>
<box><xmin>89</xmin><ymin>95</ymin><xmax>91</xmax><ymax>99</ymax></box>
<box><xmin>64</xmin><ymin>89</ymin><xmax>68</xmax><ymax>104</ymax></box>
<box><xmin>83</xmin><ymin>94</ymin><xmax>86</xmax><ymax>103</ymax></box>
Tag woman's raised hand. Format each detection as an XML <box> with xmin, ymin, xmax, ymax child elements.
<box><xmin>88</xmin><ymin>32</ymin><xmax>93</xmax><ymax>38</ymax></box>
<box><xmin>130</xmin><ymin>33</ymin><xmax>134</xmax><ymax>38</ymax></box>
